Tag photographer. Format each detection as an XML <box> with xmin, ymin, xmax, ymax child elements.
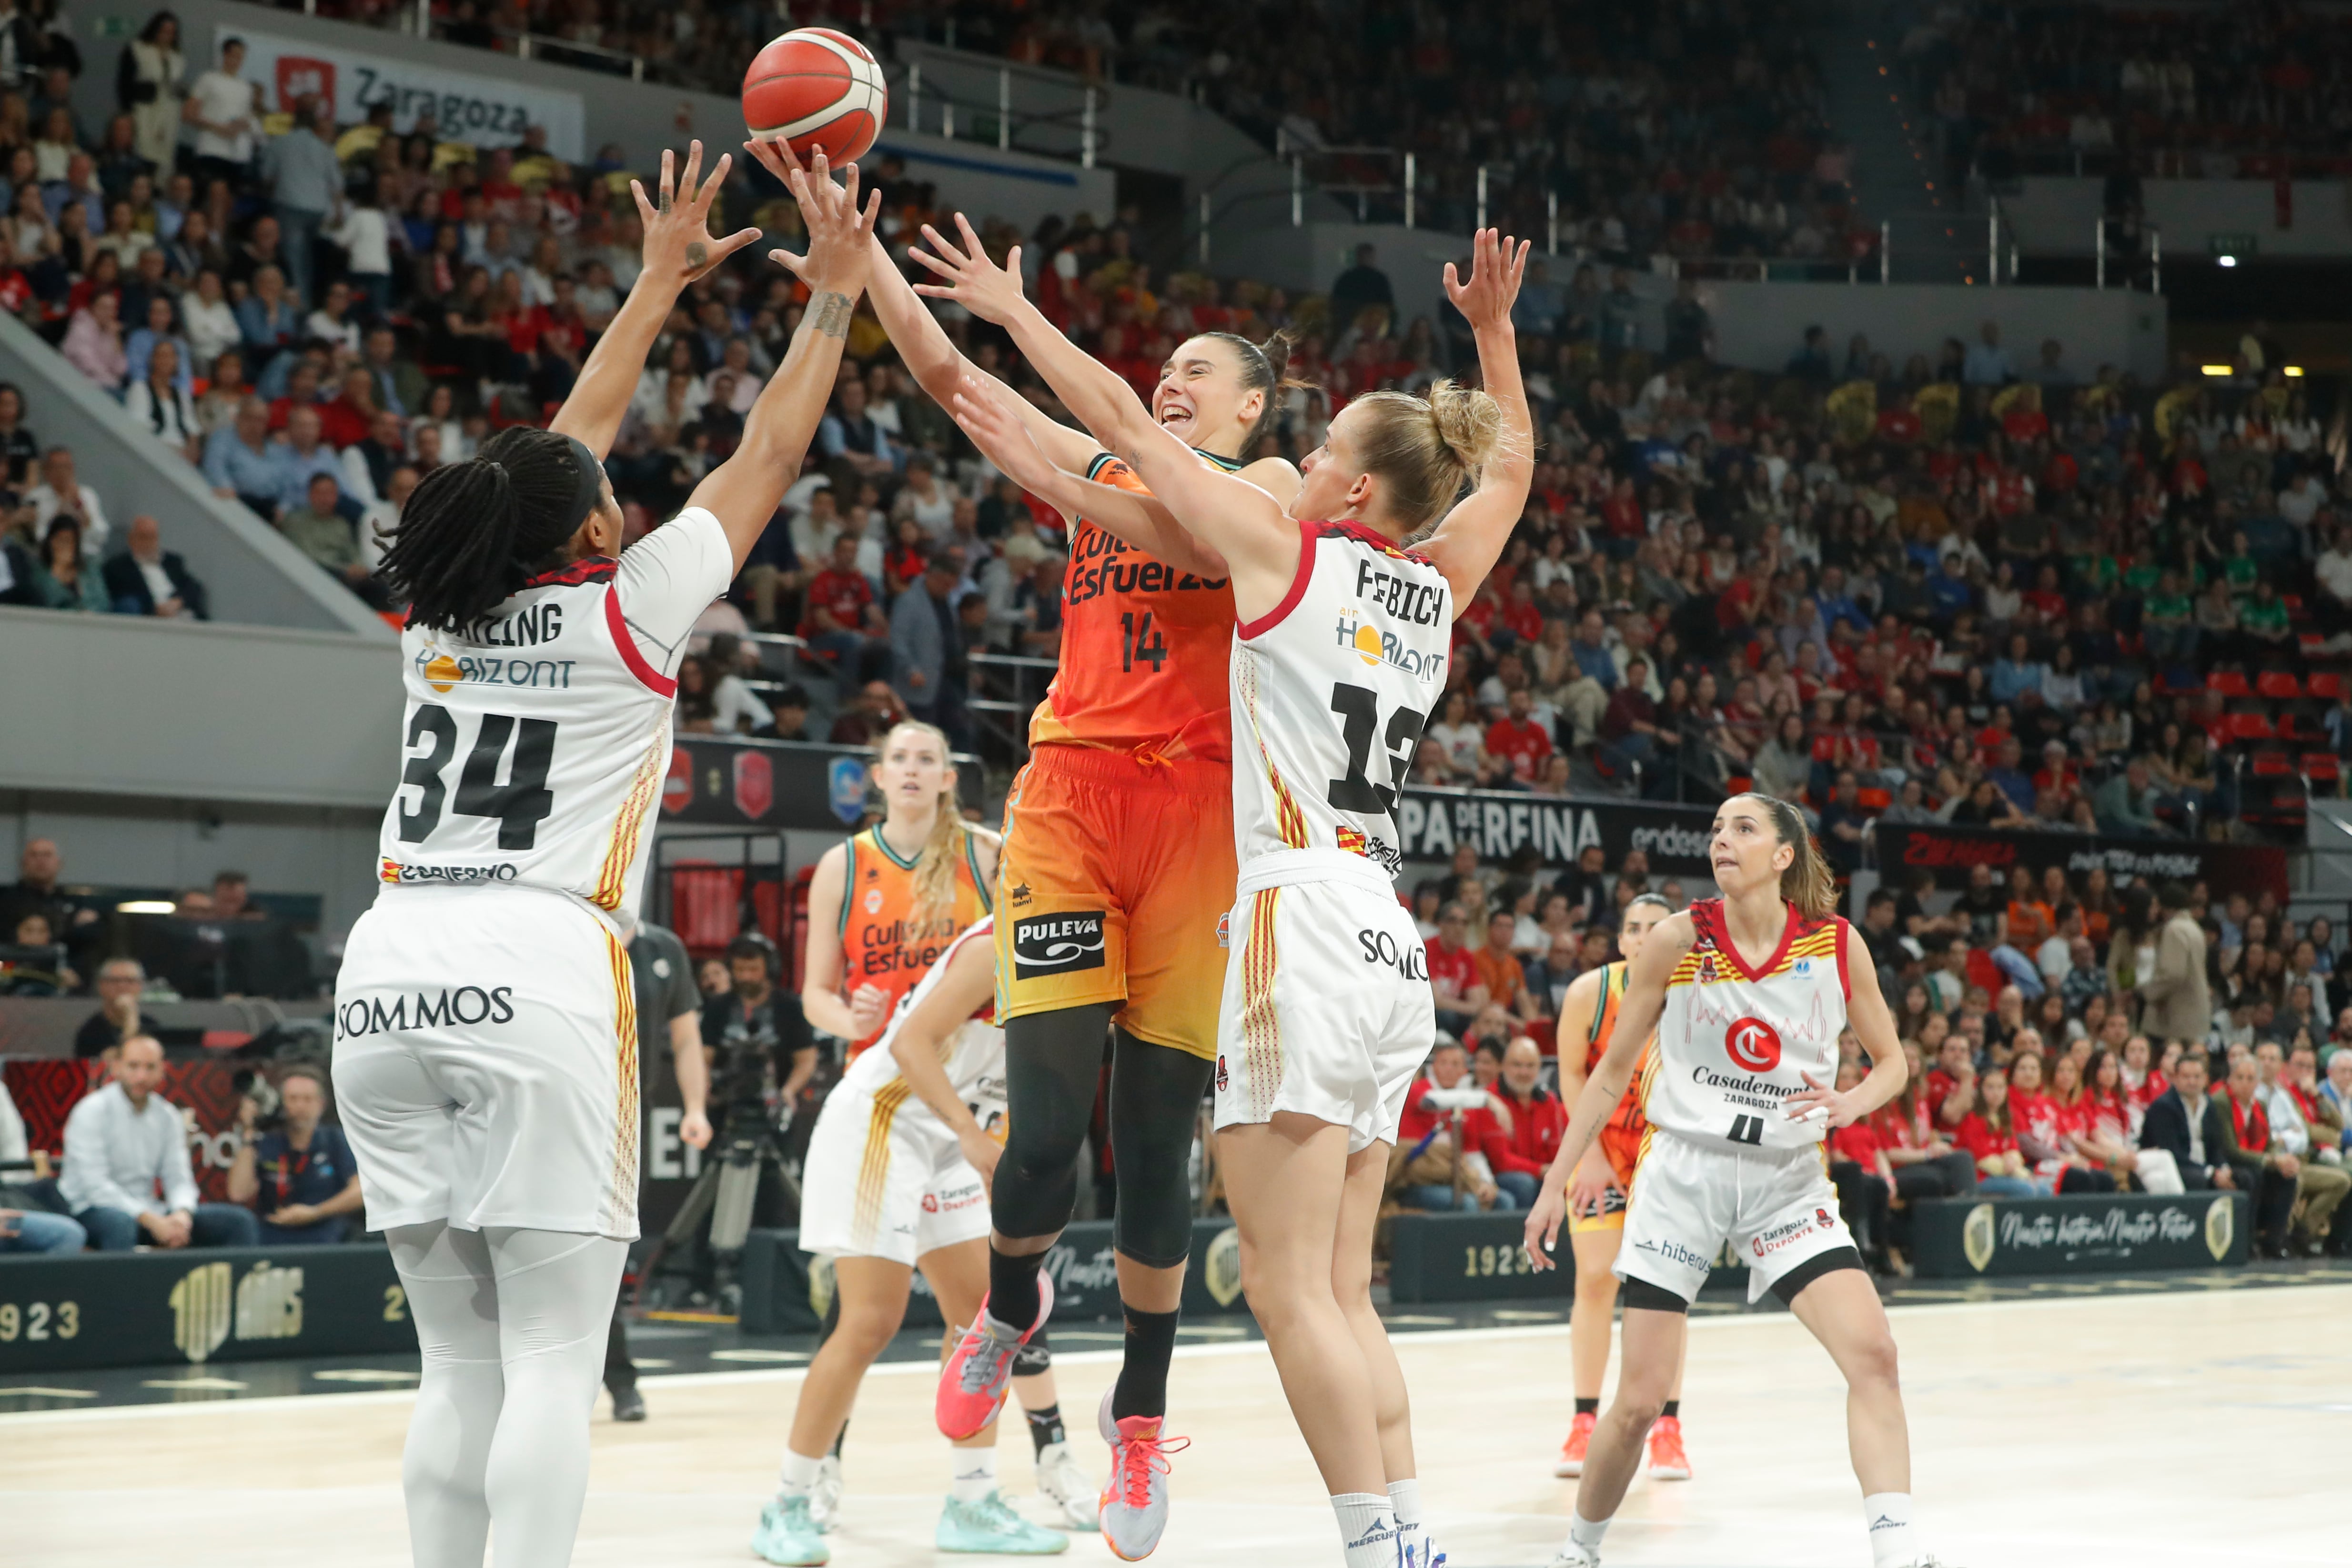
<box><xmin>701</xmin><ymin>934</ymin><xmax>818</xmax><ymax>1130</ymax></box>
<box><xmin>606</xmin><ymin>919</ymin><xmax>711</xmax><ymax>1423</ymax></box>
<box><xmin>227</xmin><ymin>1064</ymin><xmax>362</xmax><ymax>1245</ymax></box>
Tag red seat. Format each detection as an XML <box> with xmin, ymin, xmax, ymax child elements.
<box><xmin>2301</xmin><ymin>632</ymin><xmax>2328</xmax><ymax>656</ymax></box>
<box><xmin>2258</xmin><ymin>672</ymin><xmax>2303</xmax><ymax>701</ymax></box>
<box><xmin>1525</xmin><ymin>1017</ymin><xmax>1558</xmax><ymax>1057</ymax></box>
<box><xmin>2303</xmin><ymin>754</ymin><xmax>2342</xmax><ymax>783</ymax></box>
<box><xmin>2208</xmin><ymin>672</ymin><xmax>2253</xmax><ymax>699</ymax></box>
<box><xmin>2312</xmin><ymin>673</ymin><xmax>2346</xmax><ymax>702</ymax></box>
<box><xmin>2251</xmin><ymin>751</ymin><xmax>2293</xmax><ymax>777</ymax></box>
<box><xmin>2228</xmin><ymin>712</ymin><xmax>2278</xmax><ymax>742</ymax></box>
<box><xmin>2283</xmin><ymin>593</ymin><xmax>2307</xmax><ymax>617</ymax></box>
<box><xmin>1857</xmin><ymin>787</ymin><xmax>1892</xmax><ymax>812</ymax></box>
<box><xmin>1965</xmin><ymin>948</ymin><xmax>2003</xmax><ymax>997</ymax></box>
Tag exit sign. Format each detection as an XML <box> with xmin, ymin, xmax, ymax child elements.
<box><xmin>92</xmin><ymin>15</ymin><xmax>134</xmax><ymax>37</ymax></box>
<box><xmin>2208</xmin><ymin>232</ymin><xmax>2258</xmax><ymax>255</ymax></box>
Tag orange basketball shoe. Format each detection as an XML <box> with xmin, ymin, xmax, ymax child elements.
<box><xmin>1644</xmin><ymin>1414</ymin><xmax>1691</xmax><ymax>1481</ymax></box>
<box><xmin>1552</xmin><ymin>1410</ymin><xmax>1596</xmax><ymax>1478</ymax></box>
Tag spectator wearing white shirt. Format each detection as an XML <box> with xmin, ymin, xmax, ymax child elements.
<box><xmin>2037</xmin><ymin>904</ymin><xmax>2082</xmax><ymax>991</ymax></box>
<box><xmin>303</xmin><ymin>279</ymin><xmax>363</xmax><ymax>356</ymax></box>
<box><xmin>59</xmin><ymin>1035</ymin><xmax>260</xmax><ymax>1251</ymax></box>
<box><xmin>186</xmin><ymin>37</ymin><xmax>258</xmax><ymax>189</ymax></box>
<box><xmin>24</xmin><ymin>445</ymin><xmax>111</xmax><ymax>555</ymax></box>
<box><xmin>121</xmin><ymin>340</ymin><xmax>203</xmax><ymax>463</ymax></box>
<box><xmin>358</xmin><ymin>463</ymin><xmax>418</xmax><ymax>573</ymax></box>
<box><xmin>0</xmin><ymin>1077</ymin><xmax>87</xmax><ymax>1254</ymax></box>
<box><xmin>180</xmin><ymin>269</ymin><xmax>241</xmax><ymax>367</ymax></box>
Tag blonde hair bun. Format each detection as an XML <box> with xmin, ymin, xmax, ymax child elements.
<box><xmin>1426</xmin><ymin>378</ymin><xmax>1504</xmax><ymax>477</ymax></box>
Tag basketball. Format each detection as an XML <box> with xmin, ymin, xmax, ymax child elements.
<box><xmin>741</xmin><ymin>27</ymin><xmax>887</xmax><ymax>165</ymax></box>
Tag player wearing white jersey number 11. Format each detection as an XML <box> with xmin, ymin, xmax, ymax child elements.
<box><xmin>1523</xmin><ymin>794</ymin><xmax>1958</xmax><ymax>1568</ymax></box>
<box><xmin>332</xmin><ymin>143</ymin><xmax>880</xmax><ymax>1568</ymax></box>
<box><xmin>926</xmin><ymin>223</ymin><xmax>1535</xmax><ymax>1568</ymax></box>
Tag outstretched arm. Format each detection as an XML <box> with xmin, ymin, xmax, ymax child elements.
<box><xmin>1416</xmin><ymin>229</ymin><xmax>1535</xmax><ymax>609</ymax></box>
<box><xmin>947</xmin><ymin>372</ymin><xmax>1226</xmax><ymax>577</ymax></box>
<box><xmin>912</xmin><ymin>216</ymin><xmax>1295</xmax><ymax>614</ymax></box>
<box><xmin>740</xmin><ymin>138</ymin><xmax>1102</xmax><ymax>477</ymax></box>
<box><xmin>551</xmin><ymin>142</ymin><xmax>761</xmax><ymax>459</ymax></box>
<box><xmin>686</xmin><ymin>152</ymin><xmax>880</xmax><ymax>572</ymax></box>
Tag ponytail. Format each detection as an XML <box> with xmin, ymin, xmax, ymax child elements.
<box><xmin>1734</xmin><ymin>790</ymin><xmax>1838</xmax><ymax>921</ymax></box>
<box><xmin>376</xmin><ymin>426</ymin><xmax>599</xmax><ymax>630</ymax></box>
<box><xmin>1351</xmin><ymin>380</ymin><xmax>1511</xmax><ymax>532</ymax></box>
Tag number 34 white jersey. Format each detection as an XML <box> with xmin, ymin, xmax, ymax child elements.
<box><xmin>1231</xmin><ymin>519</ymin><xmax>1452</xmax><ymax>873</ymax></box>
<box><xmin>373</xmin><ymin>508</ymin><xmax>731</xmax><ymax>931</ymax></box>
<box><xmin>1647</xmin><ymin>898</ymin><xmax>1852</xmax><ymax>1153</ymax></box>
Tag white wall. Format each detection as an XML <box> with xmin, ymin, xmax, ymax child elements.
<box><xmin>2000</xmin><ymin>177</ymin><xmax>2352</xmax><ymax>259</ymax></box>
<box><xmin>0</xmin><ymin>607</ymin><xmax>402</xmax><ymax>809</ymax></box>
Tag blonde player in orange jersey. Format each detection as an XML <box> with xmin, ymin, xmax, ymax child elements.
<box><xmin>1548</xmin><ymin>894</ymin><xmax>1690</xmax><ymax>1484</ymax></box>
<box><xmin>794</xmin><ymin>719</ymin><xmax>1097</xmax><ymax>1535</ymax></box>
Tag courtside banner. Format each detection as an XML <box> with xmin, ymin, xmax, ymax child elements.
<box><xmin>1396</xmin><ymin>790</ymin><xmax>1719</xmax><ymax>875</ymax></box>
<box><xmin>221</xmin><ymin>26</ymin><xmax>586</xmax><ymax>158</ymax></box>
<box><xmin>1908</xmin><ymin>1192</ymin><xmax>2251</xmax><ymax>1277</ymax></box>
<box><xmin>0</xmin><ymin>1244</ymin><xmax>410</xmax><ymax>1372</ymax></box>
<box><xmin>1871</xmin><ymin>822</ymin><xmax>2289</xmax><ymax>902</ymax></box>
<box><xmin>741</xmin><ymin>1219</ymin><xmax>1244</xmax><ymax>1333</ymax></box>
<box><xmin>662</xmin><ymin>736</ymin><xmax>983</xmax><ymax>830</ymax></box>
<box><xmin>1386</xmin><ymin>1210</ymin><xmax>1750</xmax><ymax>1302</ymax></box>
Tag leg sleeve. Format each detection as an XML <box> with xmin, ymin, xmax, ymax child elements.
<box><xmin>1107</xmin><ymin>1027</ymin><xmax>1213</xmax><ymax>1269</ymax></box>
<box><xmin>991</xmin><ymin>1005</ymin><xmax>1116</xmax><ymax>1242</ymax></box>
<box><xmin>388</xmin><ymin>1221</ymin><xmax>504</xmax><ymax>1568</ymax></box>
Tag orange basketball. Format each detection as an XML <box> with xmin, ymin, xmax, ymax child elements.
<box><xmin>741</xmin><ymin>28</ymin><xmax>887</xmax><ymax>166</ymax></box>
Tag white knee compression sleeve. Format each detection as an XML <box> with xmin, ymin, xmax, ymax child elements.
<box><xmin>480</xmin><ymin>1226</ymin><xmax>628</xmax><ymax>1568</ymax></box>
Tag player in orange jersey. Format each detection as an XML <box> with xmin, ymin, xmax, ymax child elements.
<box><xmin>1547</xmin><ymin>894</ymin><xmax>1691</xmax><ymax>1484</ymax></box>
<box><xmin>802</xmin><ymin>720</ymin><xmax>997</xmax><ymax>1062</ymax></box>
<box><xmin>739</xmin><ymin>137</ymin><xmax>1300</xmax><ymax>1561</ymax></box>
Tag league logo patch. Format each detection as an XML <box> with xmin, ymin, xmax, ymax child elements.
<box><xmin>1011</xmin><ymin>912</ymin><xmax>1107</xmax><ymax>980</ymax></box>
<box><xmin>828</xmin><ymin>756</ymin><xmax>870</xmax><ymax>825</ymax></box>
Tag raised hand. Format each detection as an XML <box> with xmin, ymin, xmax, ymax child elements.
<box><xmin>906</xmin><ymin>213</ymin><xmax>1028</xmax><ymax>324</ymax></box>
<box><xmin>1444</xmin><ymin>227</ymin><xmax>1532</xmax><ymax>336</ymax></box>
<box><xmin>761</xmin><ymin>146</ymin><xmax>881</xmax><ymax>312</ymax></box>
<box><xmin>629</xmin><ymin>140</ymin><xmax>764</xmax><ymax>287</ymax></box>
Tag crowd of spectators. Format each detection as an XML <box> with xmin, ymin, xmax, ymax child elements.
<box><xmin>1900</xmin><ymin>1</ymin><xmax>2352</xmax><ymax>184</ymax></box>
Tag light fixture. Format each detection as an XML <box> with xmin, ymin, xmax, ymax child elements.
<box><xmin>2217</xmin><ymin>254</ymin><xmax>2238</xmax><ymax>268</ymax></box>
<box><xmin>116</xmin><ymin>900</ymin><xmax>176</xmax><ymax>915</ymax></box>
<box><xmin>2285</xmin><ymin>366</ymin><xmax>2305</xmax><ymax>378</ymax></box>
<box><xmin>2201</xmin><ymin>365</ymin><xmax>2233</xmax><ymax>377</ymax></box>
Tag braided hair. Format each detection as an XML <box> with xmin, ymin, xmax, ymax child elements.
<box><xmin>376</xmin><ymin>426</ymin><xmax>603</xmax><ymax>631</ymax></box>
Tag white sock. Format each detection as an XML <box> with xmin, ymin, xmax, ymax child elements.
<box><xmin>1569</xmin><ymin>1510</ymin><xmax>1610</xmax><ymax>1552</ymax></box>
<box><xmin>1333</xmin><ymin>1492</ymin><xmax>1398</xmax><ymax>1567</ymax></box>
<box><xmin>1864</xmin><ymin>1492</ymin><xmax>1917</xmax><ymax>1568</ymax></box>
<box><xmin>778</xmin><ymin>1448</ymin><xmax>822</xmax><ymax>1498</ymax></box>
<box><xmin>950</xmin><ymin>1446</ymin><xmax>998</xmax><ymax>1503</ymax></box>
<box><xmin>1387</xmin><ymin>1477</ymin><xmax>1423</xmax><ymax>1533</ymax></box>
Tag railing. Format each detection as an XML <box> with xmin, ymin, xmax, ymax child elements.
<box><xmin>967</xmin><ymin>652</ymin><xmax>1057</xmax><ymax>770</ymax></box>
<box><xmin>1985</xmin><ymin>142</ymin><xmax>2352</xmax><ymax>182</ymax></box>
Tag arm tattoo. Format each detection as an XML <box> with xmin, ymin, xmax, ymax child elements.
<box><xmin>811</xmin><ymin>291</ymin><xmax>853</xmax><ymax>339</ymax></box>
<box><xmin>685</xmin><ymin>241</ymin><xmax>708</xmax><ymax>274</ymax></box>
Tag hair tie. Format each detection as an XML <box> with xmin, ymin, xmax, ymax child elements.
<box><xmin>558</xmin><ymin>433</ymin><xmax>604</xmax><ymax>534</ymax></box>
<box><xmin>485</xmin><ymin>460</ymin><xmax>507</xmax><ymax>477</ymax></box>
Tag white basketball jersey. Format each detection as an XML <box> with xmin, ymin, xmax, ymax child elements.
<box><xmin>841</xmin><ymin>919</ymin><xmax>1007</xmax><ymax>1134</ymax></box>
<box><xmin>1647</xmin><ymin>899</ymin><xmax>1851</xmax><ymax>1152</ymax></box>
<box><xmin>373</xmin><ymin>508</ymin><xmax>731</xmax><ymax>933</ymax></box>
<box><xmin>1231</xmin><ymin>520</ymin><xmax>1452</xmax><ymax>873</ymax></box>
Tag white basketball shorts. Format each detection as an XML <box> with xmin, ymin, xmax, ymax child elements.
<box><xmin>800</xmin><ymin>1079</ymin><xmax>992</xmax><ymax>1266</ymax></box>
<box><xmin>333</xmin><ymin>885</ymin><xmax>640</xmax><ymax>1241</ymax></box>
<box><xmin>1214</xmin><ymin>852</ymin><xmax>1435</xmax><ymax>1154</ymax></box>
<box><xmin>1616</xmin><ymin>1128</ymin><xmax>1856</xmax><ymax>1305</ymax></box>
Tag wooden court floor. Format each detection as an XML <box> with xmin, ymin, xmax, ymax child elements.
<box><xmin>6</xmin><ymin>1282</ymin><xmax>2347</xmax><ymax>1567</ymax></box>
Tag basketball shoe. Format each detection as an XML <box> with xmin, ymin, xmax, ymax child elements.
<box><xmin>937</xmin><ymin>1273</ymin><xmax>1055</xmax><ymax>1439</ymax></box>
<box><xmin>1553</xmin><ymin>1410</ymin><xmax>1596</xmax><ymax>1476</ymax></box>
<box><xmin>1644</xmin><ymin>1414</ymin><xmax>1691</xmax><ymax>1480</ymax></box>
<box><xmin>1036</xmin><ymin>1439</ymin><xmax>1100</xmax><ymax>1529</ymax></box>
<box><xmin>936</xmin><ymin>1489</ymin><xmax>1070</xmax><ymax>1554</ymax></box>
<box><xmin>750</xmin><ymin>1495</ymin><xmax>829</xmax><ymax>1566</ymax></box>
<box><xmin>1097</xmin><ymin>1386</ymin><xmax>1189</xmax><ymax>1560</ymax></box>
<box><xmin>1545</xmin><ymin>1545</ymin><xmax>1601</xmax><ymax>1568</ymax></box>
<box><xmin>808</xmin><ymin>1455</ymin><xmax>843</xmax><ymax>1532</ymax></box>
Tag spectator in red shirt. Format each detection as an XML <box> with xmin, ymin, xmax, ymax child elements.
<box><xmin>1473</xmin><ymin>1037</ymin><xmax>1567</xmax><ymax>1208</ymax></box>
<box><xmin>1826</xmin><ymin>1055</ymin><xmax>1896</xmax><ymax>1270</ymax></box>
<box><xmin>1472</xmin><ymin>909</ymin><xmax>1539</xmax><ymax>1022</ymax></box>
<box><xmin>1424</xmin><ymin>904</ymin><xmax>1486</xmax><ymax>1036</ymax></box>
<box><xmin>1483</xmin><ymin>687</ymin><xmax>1554</xmax><ymax>784</ymax></box>
<box><xmin>1394</xmin><ymin>1037</ymin><xmax>1504</xmax><ymax>1212</ymax></box>
<box><xmin>798</xmin><ymin>533</ymin><xmax>886</xmax><ymax>680</ymax></box>
<box><xmin>1952</xmin><ymin>1066</ymin><xmax>2039</xmax><ymax>1197</ymax></box>
<box><xmin>1925</xmin><ymin>1034</ymin><xmax>1977</xmax><ymax>1129</ymax></box>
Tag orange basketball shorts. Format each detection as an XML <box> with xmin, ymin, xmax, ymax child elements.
<box><xmin>993</xmin><ymin>746</ymin><xmax>1235</xmax><ymax>1061</ymax></box>
<box><xmin>1567</xmin><ymin>1121</ymin><xmax>1647</xmax><ymax>1235</ymax></box>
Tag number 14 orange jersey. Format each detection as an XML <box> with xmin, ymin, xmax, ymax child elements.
<box><xmin>1024</xmin><ymin>451</ymin><xmax>1242</xmax><ymax>765</ymax></box>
